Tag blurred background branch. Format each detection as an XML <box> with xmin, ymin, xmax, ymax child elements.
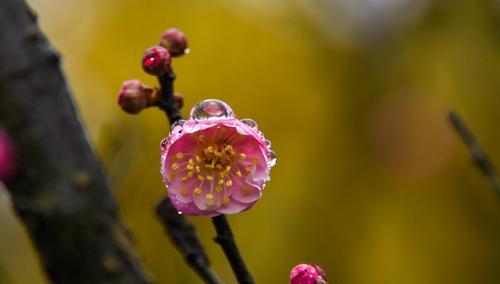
<box><xmin>448</xmin><ymin>111</ymin><xmax>500</xmax><ymax>195</ymax></box>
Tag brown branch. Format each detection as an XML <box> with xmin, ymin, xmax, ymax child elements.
<box><xmin>448</xmin><ymin>110</ymin><xmax>500</xmax><ymax>195</ymax></box>
<box><xmin>0</xmin><ymin>0</ymin><xmax>151</xmax><ymax>283</ymax></box>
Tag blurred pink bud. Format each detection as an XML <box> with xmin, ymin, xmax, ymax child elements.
<box><xmin>142</xmin><ymin>46</ymin><xmax>172</xmax><ymax>75</ymax></box>
<box><xmin>160</xmin><ymin>99</ymin><xmax>276</xmax><ymax>216</ymax></box>
<box><xmin>290</xmin><ymin>264</ymin><xmax>328</xmax><ymax>284</ymax></box>
<box><xmin>159</xmin><ymin>28</ymin><xmax>188</xmax><ymax>57</ymax></box>
<box><xmin>117</xmin><ymin>79</ymin><xmax>154</xmax><ymax>114</ymax></box>
<box><xmin>0</xmin><ymin>129</ymin><xmax>17</xmax><ymax>182</ymax></box>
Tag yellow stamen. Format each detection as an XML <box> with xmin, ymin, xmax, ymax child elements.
<box><xmin>216</xmin><ymin>185</ymin><xmax>223</xmax><ymax>193</ymax></box>
<box><xmin>206</xmin><ymin>193</ymin><xmax>214</xmax><ymax>200</ymax></box>
<box><xmin>186</xmin><ymin>164</ymin><xmax>194</xmax><ymax>170</ymax></box>
<box><xmin>216</xmin><ymin>164</ymin><xmax>222</xmax><ymax>170</ymax></box>
<box><xmin>226</xmin><ymin>180</ymin><xmax>233</xmax><ymax>187</ymax></box>
<box><xmin>239</xmin><ymin>153</ymin><xmax>246</xmax><ymax>160</ymax></box>
<box><xmin>180</xmin><ymin>187</ymin><xmax>188</xmax><ymax>196</ymax></box>
<box><xmin>242</xmin><ymin>187</ymin><xmax>249</xmax><ymax>196</ymax></box>
<box><xmin>205</xmin><ymin>146</ymin><xmax>213</xmax><ymax>154</ymax></box>
<box><xmin>175</xmin><ymin>152</ymin><xmax>184</xmax><ymax>159</ymax></box>
<box><xmin>188</xmin><ymin>172</ymin><xmax>194</xmax><ymax>177</ymax></box>
<box><xmin>196</xmin><ymin>155</ymin><xmax>202</xmax><ymax>162</ymax></box>
<box><xmin>205</xmin><ymin>163</ymin><xmax>214</xmax><ymax>169</ymax></box>
<box><xmin>168</xmin><ymin>173</ymin><xmax>176</xmax><ymax>180</ymax></box>
<box><xmin>195</xmin><ymin>166</ymin><xmax>201</xmax><ymax>173</ymax></box>
<box><xmin>223</xmin><ymin>197</ymin><xmax>230</xmax><ymax>206</ymax></box>
<box><xmin>194</xmin><ymin>188</ymin><xmax>202</xmax><ymax>195</ymax></box>
<box><xmin>225</xmin><ymin>166</ymin><xmax>231</xmax><ymax>172</ymax></box>
<box><xmin>245</xmin><ymin>167</ymin><xmax>252</xmax><ymax>173</ymax></box>
<box><xmin>181</xmin><ymin>176</ymin><xmax>188</xmax><ymax>183</ymax></box>
<box><xmin>206</xmin><ymin>175</ymin><xmax>214</xmax><ymax>181</ymax></box>
<box><xmin>251</xmin><ymin>158</ymin><xmax>259</xmax><ymax>165</ymax></box>
<box><xmin>236</xmin><ymin>171</ymin><xmax>242</xmax><ymax>177</ymax></box>
<box><xmin>197</xmin><ymin>175</ymin><xmax>205</xmax><ymax>181</ymax></box>
<box><xmin>218</xmin><ymin>179</ymin><xmax>224</xmax><ymax>185</ymax></box>
<box><xmin>171</xmin><ymin>163</ymin><xmax>179</xmax><ymax>170</ymax></box>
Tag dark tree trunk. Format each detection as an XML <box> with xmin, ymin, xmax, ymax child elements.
<box><xmin>0</xmin><ymin>0</ymin><xmax>151</xmax><ymax>283</ymax></box>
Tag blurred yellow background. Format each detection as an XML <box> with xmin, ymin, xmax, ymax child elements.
<box><xmin>1</xmin><ymin>0</ymin><xmax>500</xmax><ymax>283</ymax></box>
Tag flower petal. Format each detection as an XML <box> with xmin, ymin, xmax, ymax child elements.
<box><xmin>231</xmin><ymin>178</ymin><xmax>262</xmax><ymax>203</ymax></box>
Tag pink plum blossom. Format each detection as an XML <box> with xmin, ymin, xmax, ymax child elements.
<box><xmin>160</xmin><ymin>99</ymin><xmax>276</xmax><ymax>216</ymax></box>
<box><xmin>290</xmin><ymin>263</ymin><xmax>328</xmax><ymax>284</ymax></box>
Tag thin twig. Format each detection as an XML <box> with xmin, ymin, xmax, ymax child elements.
<box><xmin>212</xmin><ymin>215</ymin><xmax>255</xmax><ymax>284</ymax></box>
<box><xmin>154</xmin><ymin>70</ymin><xmax>222</xmax><ymax>284</ymax></box>
<box><xmin>448</xmin><ymin>110</ymin><xmax>500</xmax><ymax>195</ymax></box>
<box><xmin>157</xmin><ymin>72</ymin><xmax>182</xmax><ymax>124</ymax></box>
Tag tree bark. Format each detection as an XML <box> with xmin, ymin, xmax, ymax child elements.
<box><xmin>0</xmin><ymin>0</ymin><xmax>151</xmax><ymax>283</ymax></box>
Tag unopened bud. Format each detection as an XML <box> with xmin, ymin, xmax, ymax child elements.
<box><xmin>118</xmin><ymin>80</ymin><xmax>152</xmax><ymax>114</ymax></box>
<box><xmin>159</xmin><ymin>28</ymin><xmax>188</xmax><ymax>57</ymax></box>
<box><xmin>142</xmin><ymin>46</ymin><xmax>172</xmax><ymax>76</ymax></box>
<box><xmin>290</xmin><ymin>264</ymin><xmax>328</xmax><ymax>284</ymax></box>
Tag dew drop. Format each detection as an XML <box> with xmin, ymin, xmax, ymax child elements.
<box><xmin>160</xmin><ymin>138</ymin><xmax>168</xmax><ymax>150</ymax></box>
<box><xmin>268</xmin><ymin>150</ymin><xmax>277</xmax><ymax>168</ymax></box>
<box><xmin>241</xmin><ymin>118</ymin><xmax>257</xmax><ymax>128</ymax></box>
<box><xmin>264</xmin><ymin>139</ymin><xmax>272</xmax><ymax>149</ymax></box>
<box><xmin>171</xmin><ymin>119</ymin><xmax>186</xmax><ymax>129</ymax></box>
<box><xmin>190</xmin><ymin>99</ymin><xmax>234</xmax><ymax>120</ymax></box>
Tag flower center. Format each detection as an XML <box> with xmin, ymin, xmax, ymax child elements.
<box><xmin>167</xmin><ymin>128</ymin><xmax>262</xmax><ymax>210</ymax></box>
<box><xmin>201</xmin><ymin>144</ymin><xmax>235</xmax><ymax>170</ymax></box>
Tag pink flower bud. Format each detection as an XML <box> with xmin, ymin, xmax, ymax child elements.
<box><xmin>117</xmin><ymin>80</ymin><xmax>150</xmax><ymax>114</ymax></box>
<box><xmin>159</xmin><ymin>28</ymin><xmax>188</xmax><ymax>57</ymax></box>
<box><xmin>0</xmin><ymin>129</ymin><xmax>17</xmax><ymax>182</ymax></box>
<box><xmin>160</xmin><ymin>99</ymin><xmax>276</xmax><ymax>216</ymax></box>
<box><xmin>142</xmin><ymin>46</ymin><xmax>172</xmax><ymax>75</ymax></box>
<box><xmin>290</xmin><ymin>264</ymin><xmax>328</xmax><ymax>284</ymax></box>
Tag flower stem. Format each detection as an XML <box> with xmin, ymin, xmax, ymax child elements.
<box><xmin>212</xmin><ymin>215</ymin><xmax>255</xmax><ymax>284</ymax></box>
<box><xmin>448</xmin><ymin>110</ymin><xmax>500</xmax><ymax>195</ymax></box>
<box><xmin>157</xmin><ymin>71</ymin><xmax>183</xmax><ymax>124</ymax></box>
<box><xmin>155</xmin><ymin>71</ymin><xmax>223</xmax><ymax>284</ymax></box>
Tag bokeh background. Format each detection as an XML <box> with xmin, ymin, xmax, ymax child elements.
<box><xmin>1</xmin><ymin>0</ymin><xmax>500</xmax><ymax>283</ymax></box>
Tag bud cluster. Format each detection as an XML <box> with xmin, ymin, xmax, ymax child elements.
<box><xmin>118</xmin><ymin>28</ymin><xmax>189</xmax><ymax>114</ymax></box>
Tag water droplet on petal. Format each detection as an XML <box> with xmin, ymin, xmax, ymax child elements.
<box><xmin>171</xmin><ymin>119</ymin><xmax>186</xmax><ymax>129</ymax></box>
<box><xmin>241</xmin><ymin>118</ymin><xmax>257</xmax><ymax>128</ymax></box>
<box><xmin>177</xmin><ymin>211</ymin><xmax>183</xmax><ymax>215</ymax></box>
<box><xmin>264</xmin><ymin>139</ymin><xmax>272</xmax><ymax>149</ymax></box>
<box><xmin>160</xmin><ymin>138</ymin><xmax>168</xmax><ymax>150</ymax></box>
<box><xmin>268</xmin><ymin>150</ymin><xmax>277</xmax><ymax>168</ymax></box>
<box><xmin>190</xmin><ymin>99</ymin><xmax>234</xmax><ymax>120</ymax></box>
